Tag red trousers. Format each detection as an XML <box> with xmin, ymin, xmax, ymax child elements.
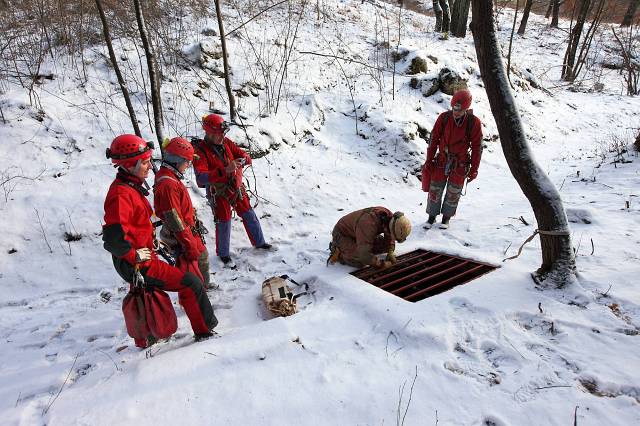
<box><xmin>113</xmin><ymin>256</ymin><xmax>216</xmax><ymax>348</ymax></box>
<box><xmin>212</xmin><ymin>190</ymin><xmax>252</xmax><ymax>222</ymax></box>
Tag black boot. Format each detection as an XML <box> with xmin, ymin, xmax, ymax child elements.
<box><xmin>424</xmin><ymin>215</ymin><xmax>437</xmax><ymax>229</ymax></box>
<box><xmin>220</xmin><ymin>256</ymin><xmax>236</xmax><ymax>269</ymax></box>
<box><xmin>194</xmin><ymin>331</ymin><xmax>214</xmax><ymax>342</ymax></box>
<box><xmin>439</xmin><ymin>216</ymin><xmax>451</xmax><ymax>229</ymax></box>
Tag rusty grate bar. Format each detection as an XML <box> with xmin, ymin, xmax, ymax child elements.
<box><xmin>404</xmin><ymin>264</ymin><xmax>487</xmax><ymax>302</ymax></box>
<box><xmin>379</xmin><ymin>257</ymin><xmax>457</xmax><ymax>290</ymax></box>
<box><xmin>352</xmin><ymin>250</ymin><xmax>435</xmax><ymax>281</ymax></box>
<box><xmin>370</xmin><ymin>254</ymin><xmax>446</xmax><ymax>285</ymax></box>
<box><xmin>350</xmin><ymin>249</ymin><xmax>497</xmax><ymax>302</ymax></box>
<box><xmin>389</xmin><ymin>259</ymin><xmax>466</xmax><ymax>294</ymax></box>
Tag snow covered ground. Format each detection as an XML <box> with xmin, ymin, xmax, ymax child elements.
<box><xmin>1</xmin><ymin>1</ymin><xmax>639</xmax><ymax>425</ymax></box>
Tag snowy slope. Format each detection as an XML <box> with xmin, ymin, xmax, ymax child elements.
<box><xmin>1</xmin><ymin>1</ymin><xmax>639</xmax><ymax>425</ymax></box>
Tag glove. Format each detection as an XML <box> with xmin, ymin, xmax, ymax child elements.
<box><xmin>135</xmin><ymin>248</ymin><xmax>152</xmax><ymax>263</ymax></box>
<box><xmin>377</xmin><ymin>260</ymin><xmax>394</xmax><ymax>270</ymax></box>
<box><xmin>176</xmin><ymin>228</ymin><xmax>201</xmax><ymax>261</ymax></box>
<box><xmin>385</xmin><ymin>251</ymin><xmax>397</xmax><ymax>264</ymax></box>
<box><xmin>224</xmin><ymin>161</ymin><xmax>237</xmax><ymax>174</ymax></box>
<box><xmin>467</xmin><ymin>169</ymin><xmax>478</xmax><ymax>182</ymax></box>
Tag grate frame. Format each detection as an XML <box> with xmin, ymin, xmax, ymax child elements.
<box><xmin>351</xmin><ymin>249</ymin><xmax>497</xmax><ymax>302</ymax></box>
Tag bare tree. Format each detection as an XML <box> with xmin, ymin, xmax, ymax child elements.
<box><xmin>611</xmin><ymin>26</ymin><xmax>639</xmax><ymax>95</ymax></box>
<box><xmin>133</xmin><ymin>0</ymin><xmax>164</xmax><ymax>145</ymax></box>
<box><xmin>433</xmin><ymin>0</ymin><xmax>451</xmax><ymax>33</ymax></box>
<box><xmin>517</xmin><ymin>0</ymin><xmax>534</xmax><ymax>35</ymax></box>
<box><xmin>393</xmin><ymin>0</ymin><xmax>404</xmax><ymax>100</ymax></box>
<box><xmin>562</xmin><ymin>0</ymin><xmax>606</xmax><ymax>82</ymax></box>
<box><xmin>621</xmin><ymin>0</ymin><xmax>639</xmax><ymax>27</ymax></box>
<box><xmin>450</xmin><ymin>0</ymin><xmax>471</xmax><ymax>38</ymax></box>
<box><xmin>214</xmin><ymin>0</ymin><xmax>236</xmax><ymax>121</ymax></box>
<box><xmin>569</xmin><ymin>0</ymin><xmax>606</xmax><ymax>82</ymax></box>
<box><xmin>95</xmin><ymin>0</ymin><xmax>141</xmax><ymax>137</ymax></box>
<box><xmin>470</xmin><ymin>0</ymin><xmax>576</xmax><ymax>286</ymax></box>
<box><xmin>507</xmin><ymin>0</ymin><xmax>520</xmax><ymax>83</ymax></box>
<box><xmin>551</xmin><ymin>0</ymin><xmax>560</xmax><ymax>27</ymax></box>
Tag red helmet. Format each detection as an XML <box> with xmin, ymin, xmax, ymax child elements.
<box><xmin>451</xmin><ymin>89</ymin><xmax>472</xmax><ymax>111</ymax></box>
<box><xmin>106</xmin><ymin>134</ymin><xmax>153</xmax><ymax>168</ymax></box>
<box><xmin>202</xmin><ymin>113</ymin><xmax>229</xmax><ymax>135</ymax></box>
<box><xmin>162</xmin><ymin>137</ymin><xmax>196</xmax><ymax>162</ymax></box>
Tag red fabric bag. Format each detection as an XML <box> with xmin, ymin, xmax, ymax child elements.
<box><xmin>144</xmin><ymin>287</ymin><xmax>178</xmax><ymax>339</ymax></box>
<box><xmin>421</xmin><ymin>162</ymin><xmax>432</xmax><ymax>192</ymax></box>
<box><xmin>122</xmin><ymin>288</ymin><xmax>150</xmax><ymax>340</ymax></box>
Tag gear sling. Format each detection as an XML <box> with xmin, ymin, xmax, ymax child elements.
<box><xmin>421</xmin><ymin>110</ymin><xmax>475</xmax><ymax>192</ymax></box>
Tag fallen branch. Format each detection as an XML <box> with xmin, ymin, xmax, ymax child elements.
<box><xmin>227</xmin><ymin>0</ymin><xmax>289</xmax><ymax>37</ymax></box>
<box><xmin>97</xmin><ymin>349</ymin><xmax>121</xmax><ymax>372</ymax></box>
<box><xmin>397</xmin><ymin>366</ymin><xmax>418</xmax><ymax>426</ymax></box>
<box><xmin>299</xmin><ymin>50</ymin><xmax>386</xmax><ymax>72</ymax></box>
<box><xmin>42</xmin><ymin>354</ymin><xmax>79</xmax><ymax>415</ymax></box>
<box><xmin>34</xmin><ymin>208</ymin><xmax>53</xmax><ymax>253</ymax></box>
<box><xmin>535</xmin><ymin>384</ymin><xmax>572</xmax><ymax>390</ymax></box>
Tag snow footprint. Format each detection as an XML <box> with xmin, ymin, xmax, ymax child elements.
<box><xmin>446</xmin><ymin>298</ymin><xmax>502</xmax><ymax>386</ymax></box>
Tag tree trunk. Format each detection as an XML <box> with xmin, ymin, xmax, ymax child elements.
<box><xmin>621</xmin><ymin>0</ymin><xmax>639</xmax><ymax>27</ymax></box>
<box><xmin>470</xmin><ymin>0</ymin><xmax>576</xmax><ymax>286</ymax></box>
<box><xmin>133</xmin><ymin>0</ymin><xmax>164</xmax><ymax>146</ymax></box>
<box><xmin>95</xmin><ymin>0</ymin><xmax>141</xmax><ymax>137</ymax></box>
<box><xmin>433</xmin><ymin>0</ymin><xmax>451</xmax><ymax>33</ymax></box>
<box><xmin>562</xmin><ymin>0</ymin><xmax>591</xmax><ymax>81</ymax></box>
<box><xmin>214</xmin><ymin>0</ymin><xmax>237</xmax><ymax>122</ymax></box>
<box><xmin>611</xmin><ymin>27</ymin><xmax>640</xmax><ymax>95</ymax></box>
<box><xmin>507</xmin><ymin>0</ymin><xmax>520</xmax><ymax>83</ymax></box>
<box><xmin>450</xmin><ymin>0</ymin><xmax>471</xmax><ymax>37</ymax></box>
<box><xmin>551</xmin><ymin>0</ymin><xmax>560</xmax><ymax>27</ymax></box>
<box><xmin>571</xmin><ymin>0</ymin><xmax>605</xmax><ymax>81</ymax></box>
<box><xmin>517</xmin><ymin>0</ymin><xmax>534</xmax><ymax>35</ymax></box>
<box><xmin>545</xmin><ymin>0</ymin><xmax>553</xmax><ymax>18</ymax></box>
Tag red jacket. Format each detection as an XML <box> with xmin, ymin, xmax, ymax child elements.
<box><xmin>153</xmin><ymin>167</ymin><xmax>204</xmax><ymax>257</ymax></box>
<box><xmin>192</xmin><ymin>137</ymin><xmax>252</xmax><ymax>190</ymax></box>
<box><xmin>426</xmin><ymin>111</ymin><xmax>483</xmax><ymax>174</ymax></box>
<box><xmin>103</xmin><ymin>172</ymin><xmax>155</xmax><ymax>266</ymax></box>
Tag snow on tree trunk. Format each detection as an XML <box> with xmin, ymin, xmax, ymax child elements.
<box><xmin>470</xmin><ymin>0</ymin><xmax>576</xmax><ymax>286</ymax></box>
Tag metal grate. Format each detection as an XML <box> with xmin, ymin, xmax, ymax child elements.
<box><xmin>351</xmin><ymin>249</ymin><xmax>497</xmax><ymax>302</ymax></box>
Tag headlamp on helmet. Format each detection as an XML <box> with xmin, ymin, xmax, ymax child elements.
<box><xmin>202</xmin><ymin>113</ymin><xmax>229</xmax><ymax>135</ymax></box>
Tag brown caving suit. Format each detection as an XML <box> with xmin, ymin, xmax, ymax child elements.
<box><xmin>331</xmin><ymin>207</ymin><xmax>395</xmax><ymax>267</ymax></box>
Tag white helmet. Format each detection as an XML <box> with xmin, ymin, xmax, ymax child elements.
<box><xmin>390</xmin><ymin>212</ymin><xmax>411</xmax><ymax>243</ymax></box>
